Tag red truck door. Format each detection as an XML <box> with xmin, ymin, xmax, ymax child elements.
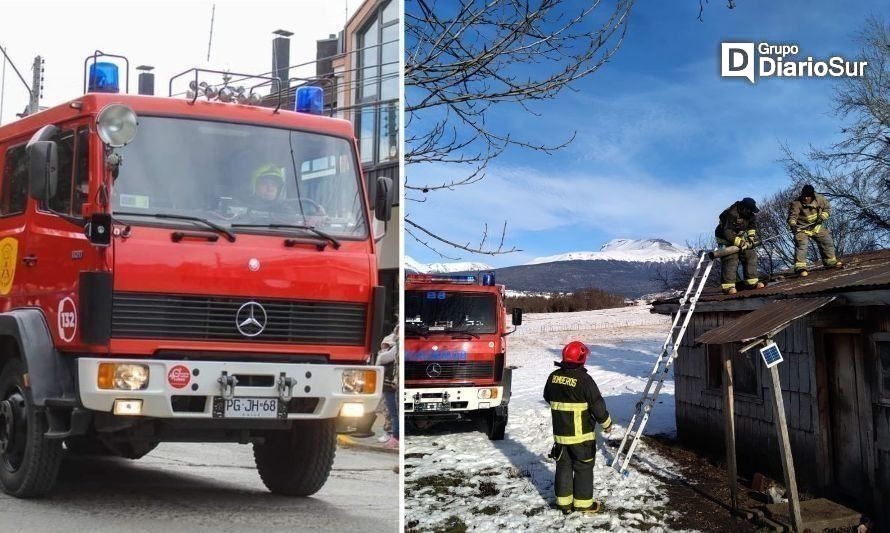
<box><xmin>0</xmin><ymin>141</ymin><xmax>30</xmax><ymax>312</ymax></box>
<box><xmin>15</xmin><ymin>125</ymin><xmax>96</xmax><ymax>346</ymax></box>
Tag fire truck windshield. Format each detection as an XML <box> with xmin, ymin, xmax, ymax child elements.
<box><xmin>405</xmin><ymin>291</ymin><xmax>497</xmax><ymax>335</ymax></box>
<box><xmin>112</xmin><ymin>116</ymin><xmax>368</xmax><ymax>239</ymax></box>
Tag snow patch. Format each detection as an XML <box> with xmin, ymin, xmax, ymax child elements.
<box><xmin>527</xmin><ymin>238</ymin><xmax>694</xmax><ymax>265</ymax></box>
<box><xmin>405</xmin><ymin>255</ymin><xmax>493</xmax><ymax>274</ymax></box>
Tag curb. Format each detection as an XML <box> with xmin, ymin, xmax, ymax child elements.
<box><xmin>337</xmin><ymin>434</ymin><xmax>398</xmax><ymax>454</ymax></box>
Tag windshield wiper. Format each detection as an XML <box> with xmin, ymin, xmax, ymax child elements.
<box><xmin>447</xmin><ymin>328</ymin><xmax>480</xmax><ymax>339</ymax></box>
<box><xmin>231</xmin><ymin>224</ymin><xmax>341</xmax><ymax>249</ymax></box>
<box><xmin>405</xmin><ymin>324</ymin><xmax>429</xmax><ymax>338</ymax></box>
<box><xmin>115</xmin><ymin>211</ymin><xmax>236</xmax><ymax>242</ymax></box>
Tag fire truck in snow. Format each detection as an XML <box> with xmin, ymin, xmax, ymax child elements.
<box><xmin>0</xmin><ymin>56</ymin><xmax>392</xmax><ymax>497</ymax></box>
<box><xmin>403</xmin><ymin>273</ymin><xmax>521</xmax><ymax>440</ymax></box>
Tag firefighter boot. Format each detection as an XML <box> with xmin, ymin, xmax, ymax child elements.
<box><xmin>723</xmin><ymin>287</ymin><xmax>737</xmax><ymax>295</ymax></box>
<box><xmin>574</xmin><ymin>501</ymin><xmax>602</xmax><ymax>515</ymax></box>
<box><xmin>799</xmin><ymin>270</ymin><xmax>809</xmax><ymax>277</ymax></box>
<box><xmin>754</xmin><ymin>282</ymin><xmax>765</xmax><ymax>289</ymax></box>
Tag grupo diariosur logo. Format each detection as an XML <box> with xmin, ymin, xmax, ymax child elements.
<box><xmin>721</xmin><ymin>42</ymin><xmax>867</xmax><ymax>83</ymax></box>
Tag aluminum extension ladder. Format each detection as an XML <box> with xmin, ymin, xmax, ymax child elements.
<box><xmin>611</xmin><ymin>250</ymin><xmax>714</xmax><ymax>476</ymax></box>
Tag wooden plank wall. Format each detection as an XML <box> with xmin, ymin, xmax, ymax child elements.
<box><xmin>674</xmin><ymin>305</ymin><xmax>890</xmax><ymax>520</ymax></box>
<box><xmin>674</xmin><ymin>310</ymin><xmax>820</xmax><ymax>487</ymax></box>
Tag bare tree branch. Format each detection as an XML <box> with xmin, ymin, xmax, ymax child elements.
<box><xmin>405</xmin><ymin>0</ymin><xmax>637</xmax><ymax>255</ymax></box>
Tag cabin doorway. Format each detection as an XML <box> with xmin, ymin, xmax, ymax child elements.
<box><xmin>819</xmin><ymin>332</ymin><xmax>871</xmax><ymax>505</ymax></box>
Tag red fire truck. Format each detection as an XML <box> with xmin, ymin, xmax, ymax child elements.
<box><xmin>403</xmin><ymin>273</ymin><xmax>521</xmax><ymax>440</ymax></box>
<box><xmin>0</xmin><ymin>57</ymin><xmax>392</xmax><ymax>497</ymax></box>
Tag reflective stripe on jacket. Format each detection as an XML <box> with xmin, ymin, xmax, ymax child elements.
<box><xmin>788</xmin><ymin>193</ymin><xmax>831</xmax><ymax>235</ymax></box>
<box><xmin>714</xmin><ymin>202</ymin><xmax>757</xmax><ymax>245</ymax></box>
<box><xmin>543</xmin><ymin>365</ymin><xmax>612</xmax><ymax>445</ymax></box>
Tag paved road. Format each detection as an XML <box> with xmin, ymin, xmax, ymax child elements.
<box><xmin>0</xmin><ymin>442</ymin><xmax>399</xmax><ymax>533</ymax></box>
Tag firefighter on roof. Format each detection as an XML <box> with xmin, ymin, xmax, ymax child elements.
<box><xmin>788</xmin><ymin>184</ymin><xmax>842</xmax><ymax>276</ymax></box>
<box><xmin>543</xmin><ymin>341</ymin><xmax>612</xmax><ymax>514</ymax></box>
<box><xmin>715</xmin><ymin>197</ymin><xmax>765</xmax><ymax>295</ymax></box>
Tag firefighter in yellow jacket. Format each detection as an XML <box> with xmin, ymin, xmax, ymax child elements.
<box><xmin>543</xmin><ymin>341</ymin><xmax>612</xmax><ymax>514</ymax></box>
<box><xmin>788</xmin><ymin>184</ymin><xmax>843</xmax><ymax>276</ymax></box>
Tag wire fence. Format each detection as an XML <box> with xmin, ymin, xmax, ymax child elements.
<box><xmin>514</xmin><ymin>316</ymin><xmax>670</xmax><ymax>336</ymax></box>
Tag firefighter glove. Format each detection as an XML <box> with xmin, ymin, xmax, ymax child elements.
<box><xmin>547</xmin><ymin>443</ymin><xmax>561</xmax><ymax>460</ymax></box>
<box><xmin>819</xmin><ymin>211</ymin><xmax>829</xmax><ymax>221</ymax></box>
<box><xmin>739</xmin><ymin>240</ymin><xmax>751</xmax><ymax>251</ymax></box>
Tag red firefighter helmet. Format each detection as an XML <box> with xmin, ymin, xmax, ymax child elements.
<box><xmin>562</xmin><ymin>341</ymin><xmax>590</xmax><ymax>364</ymax></box>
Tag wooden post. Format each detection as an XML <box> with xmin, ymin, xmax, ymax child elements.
<box><xmin>721</xmin><ymin>345</ymin><xmax>738</xmax><ymax>511</ymax></box>
<box><xmin>767</xmin><ymin>362</ymin><xmax>803</xmax><ymax>531</ymax></box>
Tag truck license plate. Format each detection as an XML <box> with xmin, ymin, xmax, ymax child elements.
<box><xmin>416</xmin><ymin>402</ymin><xmax>446</xmax><ymax>412</ymax></box>
<box><xmin>213</xmin><ymin>397</ymin><xmax>281</xmax><ymax>418</ymax></box>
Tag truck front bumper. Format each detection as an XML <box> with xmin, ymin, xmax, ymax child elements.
<box><xmin>403</xmin><ymin>386</ymin><xmax>505</xmax><ymax>414</ymax></box>
<box><xmin>77</xmin><ymin>358</ymin><xmax>381</xmax><ymax>420</ymax></box>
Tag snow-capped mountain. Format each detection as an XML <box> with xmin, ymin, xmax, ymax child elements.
<box><xmin>527</xmin><ymin>239</ymin><xmax>693</xmax><ymax>265</ymax></box>
<box><xmin>405</xmin><ymin>256</ymin><xmax>493</xmax><ymax>274</ymax></box>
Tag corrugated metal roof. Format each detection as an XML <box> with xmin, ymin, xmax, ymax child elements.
<box><xmin>695</xmin><ymin>296</ymin><xmax>835</xmax><ymax>345</ymax></box>
<box><xmin>706</xmin><ymin>249</ymin><xmax>890</xmax><ymax>301</ymax></box>
<box><xmin>655</xmin><ymin>249</ymin><xmax>890</xmax><ymax>307</ymax></box>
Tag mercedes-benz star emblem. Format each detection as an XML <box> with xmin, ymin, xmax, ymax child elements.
<box><xmin>235</xmin><ymin>301</ymin><xmax>267</xmax><ymax>337</ymax></box>
<box><xmin>425</xmin><ymin>363</ymin><xmax>442</xmax><ymax>378</ymax></box>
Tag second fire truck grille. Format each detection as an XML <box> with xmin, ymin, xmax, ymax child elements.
<box><xmin>405</xmin><ymin>361</ymin><xmax>495</xmax><ymax>381</ymax></box>
<box><xmin>111</xmin><ymin>293</ymin><xmax>367</xmax><ymax>345</ymax></box>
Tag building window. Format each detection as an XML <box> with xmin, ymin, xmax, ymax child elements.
<box><xmin>355</xmin><ymin>0</ymin><xmax>398</xmax><ymax>166</ymax></box>
<box><xmin>879</xmin><ymin>341</ymin><xmax>890</xmax><ymax>403</ymax></box>
<box><xmin>706</xmin><ymin>343</ymin><xmax>759</xmax><ymax>397</ymax></box>
<box><xmin>1</xmin><ymin>145</ymin><xmax>28</xmax><ymax>216</ymax></box>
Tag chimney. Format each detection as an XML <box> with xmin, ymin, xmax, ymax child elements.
<box><xmin>272</xmin><ymin>29</ymin><xmax>293</xmax><ymax>91</ymax></box>
<box><xmin>136</xmin><ymin>65</ymin><xmax>154</xmax><ymax>95</ymax></box>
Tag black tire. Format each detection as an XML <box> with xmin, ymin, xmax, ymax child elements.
<box><xmin>486</xmin><ymin>408</ymin><xmax>507</xmax><ymax>441</ymax></box>
<box><xmin>0</xmin><ymin>358</ymin><xmax>63</xmax><ymax>498</ymax></box>
<box><xmin>253</xmin><ymin>418</ymin><xmax>336</xmax><ymax>496</ymax></box>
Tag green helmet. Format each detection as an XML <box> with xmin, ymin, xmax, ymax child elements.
<box><xmin>251</xmin><ymin>164</ymin><xmax>286</xmax><ymax>197</ymax></box>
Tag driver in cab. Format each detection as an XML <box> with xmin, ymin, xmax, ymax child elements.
<box><xmin>248</xmin><ymin>164</ymin><xmax>326</xmax><ymax>226</ymax></box>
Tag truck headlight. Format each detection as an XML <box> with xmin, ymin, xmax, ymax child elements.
<box><xmin>98</xmin><ymin>363</ymin><xmax>150</xmax><ymax>390</ymax></box>
<box><xmin>341</xmin><ymin>369</ymin><xmax>377</xmax><ymax>394</ymax></box>
<box><xmin>477</xmin><ymin>388</ymin><xmax>499</xmax><ymax>399</ymax></box>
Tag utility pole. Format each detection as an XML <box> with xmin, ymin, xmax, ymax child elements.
<box><xmin>29</xmin><ymin>55</ymin><xmax>44</xmax><ymax>115</ymax></box>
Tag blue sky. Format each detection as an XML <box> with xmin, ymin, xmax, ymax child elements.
<box><xmin>406</xmin><ymin>0</ymin><xmax>885</xmax><ymax>267</ymax></box>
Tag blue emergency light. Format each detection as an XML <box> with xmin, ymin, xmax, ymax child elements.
<box><xmin>482</xmin><ymin>272</ymin><xmax>496</xmax><ymax>286</ymax></box>
<box><xmin>88</xmin><ymin>62</ymin><xmax>120</xmax><ymax>93</ymax></box>
<box><xmin>296</xmin><ymin>86</ymin><xmax>324</xmax><ymax>115</ymax></box>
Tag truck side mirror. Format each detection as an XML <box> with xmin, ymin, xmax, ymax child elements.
<box><xmin>512</xmin><ymin>308</ymin><xmax>523</xmax><ymax>326</ymax></box>
<box><xmin>375</xmin><ymin>177</ymin><xmax>393</xmax><ymax>222</ymax></box>
<box><xmin>26</xmin><ymin>123</ymin><xmax>61</xmax><ymax>202</ymax></box>
<box><xmin>85</xmin><ymin>213</ymin><xmax>112</xmax><ymax>247</ymax></box>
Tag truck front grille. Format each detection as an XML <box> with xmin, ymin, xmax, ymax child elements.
<box><xmin>405</xmin><ymin>361</ymin><xmax>495</xmax><ymax>381</ymax></box>
<box><xmin>112</xmin><ymin>292</ymin><xmax>367</xmax><ymax>346</ymax></box>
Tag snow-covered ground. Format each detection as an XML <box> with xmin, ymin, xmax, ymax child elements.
<box><xmin>405</xmin><ymin>305</ymin><xmax>684</xmax><ymax>532</ymax></box>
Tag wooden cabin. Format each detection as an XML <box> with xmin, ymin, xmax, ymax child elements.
<box><xmin>652</xmin><ymin>249</ymin><xmax>890</xmax><ymax>525</ymax></box>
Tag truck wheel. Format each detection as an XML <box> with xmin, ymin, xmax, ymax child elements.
<box><xmin>253</xmin><ymin>418</ymin><xmax>336</xmax><ymax>496</ymax></box>
<box><xmin>0</xmin><ymin>358</ymin><xmax>63</xmax><ymax>498</ymax></box>
<box><xmin>486</xmin><ymin>408</ymin><xmax>507</xmax><ymax>441</ymax></box>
